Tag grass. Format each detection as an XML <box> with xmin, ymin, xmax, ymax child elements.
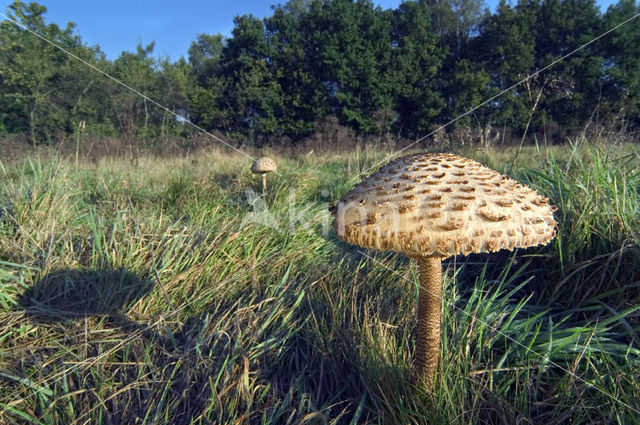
<box><xmin>0</xmin><ymin>142</ymin><xmax>639</xmax><ymax>424</ymax></box>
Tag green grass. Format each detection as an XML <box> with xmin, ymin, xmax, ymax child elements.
<box><xmin>0</xmin><ymin>143</ymin><xmax>639</xmax><ymax>424</ymax></box>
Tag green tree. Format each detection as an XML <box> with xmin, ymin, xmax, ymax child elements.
<box><xmin>425</xmin><ymin>0</ymin><xmax>489</xmax><ymax>59</ymax></box>
<box><xmin>0</xmin><ymin>1</ymin><xmax>93</xmax><ymax>143</ymax></box>
<box><xmin>305</xmin><ymin>0</ymin><xmax>394</xmax><ymax>133</ymax></box>
<box><xmin>220</xmin><ymin>14</ymin><xmax>283</xmax><ymax>143</ymax></box>
<box><xmin>109</xmin><ymin>42</ymin><xmax>161</xmax><ymax>140</ymax></box>
<box><xmin>534</xmin><ymin>0</ymin><xmax>603</xmax><ymax>130</ymax></box>
<box><xmin>477</xmin><ymin>0</ymin><xmax>539</xmax><ymax>129</ymax></box>
<box><xmin>478</xmin><ymin>0</ymin><xmax>605</xmax><ymax>133</ymax></box>
<box><xmin>419</xmin><ymin>0</ymin><xmax>493</xmax><ymax>127</ymax></box>
<box><xmin>439</xmin><ymin>58</ymin><xmax>492</xmax><ymax>126</ymax></box>
<box><xmin>187</xmin><ymin>33</ymin><xmax>232</xmax><ymax>131</ymax></box>
<box><xmin>0</xmin><ymin>1</ymin><xmax>119</xmax><ymax>143</ymax></box>
<box><xmin>188</xmin><ymin>33</ymin><xmax>225</xmax><ymax>85</ymax></box>
<box><xmin>264</xmin><ymin>3</ymin><xmax>328</xmax><ymax>138</ymax></box>
<box><xmin>600</xmin><ymin>0</ymin><xmax>640</xmax><ymax>127</ymax></box>
<box><xmin>390</xmin><ymin>0</ymin><xmax>446</xmax><ymax>136</ymax></box>
<box><xmin>157</xmin><ymin>57</ymin><xmax>195</xmax><ymax>138</ymax></box>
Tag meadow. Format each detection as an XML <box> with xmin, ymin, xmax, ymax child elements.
<box><xmin>0</xmin><ymin>140</ymin><xmax>639</xmax><ymax>424</ymax></box>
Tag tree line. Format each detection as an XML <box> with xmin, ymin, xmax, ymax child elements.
<box><xmin>0</xmin><ymin>0</ymin><xmax>638</xmax><ymax>147</ymax></box>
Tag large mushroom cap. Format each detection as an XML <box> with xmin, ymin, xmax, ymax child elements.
<box><xmin>251</xmin><ymin>157</ymin><xmax>277</xmax><ymax>174</ymax></box>
<box><xmin>333</xmin><ymin>153</ymin><xmax>557</xmax><ymax>257</ymax></box>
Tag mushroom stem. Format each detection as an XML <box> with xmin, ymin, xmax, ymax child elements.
<box><xmin>261</xmin><ymin>174</ymin><xmax>267</xmax><ymax>193</ymax></box>
<box><xmin>415</xmin><ymin>255</ymin><xmax>442</xmax><ymax>390</ymax></box>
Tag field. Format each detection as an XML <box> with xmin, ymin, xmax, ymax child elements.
<box><xmin>0</xmin><ymin>141</ymin><xmax>639</xmax><ymax>424</ymax></box>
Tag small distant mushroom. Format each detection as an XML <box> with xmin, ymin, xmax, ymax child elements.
<box><xmin>251</xmin><ymin>157</ymin><xmax>277</xmax><ymax>193</ymax></box>
<box><xmin>333</xmin><ymin>153</ymin><xmax>557</xmax><ymax>390</ymax></box>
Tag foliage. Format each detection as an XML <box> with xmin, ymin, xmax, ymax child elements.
<box><xmin>0</xmin><ymin>2</ymin><xmax>99</xmax><ymax>144</ymax></box>
<box><xmin>1</xmin><ymin>0</ymin><xmax>639</xmax><ymax>145</ymax></box>
<box><xmin>391</xmin><ymin>0</ymin><xmax>446</xmax><ymax>136</ymax></box>
<box><xmin>600</xmin><ymin>0</ymin><xmax>640</xmax><ymax>128</ymax></box>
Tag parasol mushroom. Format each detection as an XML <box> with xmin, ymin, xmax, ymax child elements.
<box><xmin>332</xmin><ymin>153</ymin><xmax>557</xmax><ymax>390</ymax></box>
<box><xmin>251</xmin><ymin>157</ymin><xmax>277</xmax><ymax>193</ymax></box>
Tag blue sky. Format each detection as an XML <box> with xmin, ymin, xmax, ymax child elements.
<box><xmin>0</xmin><ymin>0</ymin><xmax>618</xmax><ymax>61</ymax></box>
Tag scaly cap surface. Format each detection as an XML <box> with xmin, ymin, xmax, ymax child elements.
<box><xmin>251</xmin><ymin>157</ymin><xmax>277</xmax><ymax>174</ymax></box>
<box><xmin>333</xmin><ymin>153</ymin><xmax>557</xmax><ymax>257</ymax></box>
